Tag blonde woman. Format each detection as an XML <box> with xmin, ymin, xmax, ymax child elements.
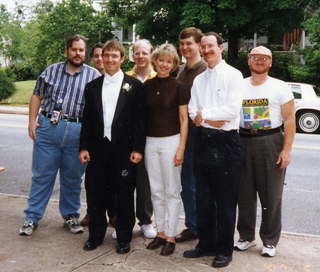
<box><xmin>144</xmin><ymin>44</ymin><xmax>188</xmax><ymax>256</ymax></box>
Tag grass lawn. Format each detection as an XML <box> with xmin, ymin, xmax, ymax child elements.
<box><xmin>0</xmin><ymin>80</ymin><xmax>36</xmax><ymax>105</ymax></box>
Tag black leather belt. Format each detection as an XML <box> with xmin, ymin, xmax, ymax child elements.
<box><xmin>200</xmin><ymin>127</ymin><xmax>237</xmax><ymax>135</ymax></box>
<box><xmin>239</xmin><ymin>126</ymin><xmax>281</xmax><ymax>137</ymax></box>
<box><xmin>41</xmin><ymin>111</ymin><xmax>82</xmax><ymax>123</ymax></box>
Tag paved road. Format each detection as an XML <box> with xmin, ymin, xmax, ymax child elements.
<box><xmin>0</xmin><ymin>113</ymin><xmax>319</xmax><ymax>235</ymax></box>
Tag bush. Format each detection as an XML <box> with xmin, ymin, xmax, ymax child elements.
<box><xmin>288</xmin><ymin>47</ymin><xmax>320</xmax><ymax>87</ymax></box>
<box><xmin>4</xmin><ymin>62</ymin><xmax>39</xmax><ymax>81</ymax></box>
<box><xmin>0</xmin><ymin>69</ymin><xmax>16</xmax><ymax>101</ymax></box>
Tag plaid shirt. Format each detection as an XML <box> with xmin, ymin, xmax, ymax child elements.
<box><xmin>34</xmin><ymin>62</ymin><xmax>100</xmax><ymax>118</ymax></box>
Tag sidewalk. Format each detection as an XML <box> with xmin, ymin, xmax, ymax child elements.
<box><xmin>0</xmin><ymin>105</ymin><xmax>28</xmax><ymax>115</ymax></box>
<box><xmin>0</xmin><ymin>193</ymin><xmax>319</xmax><ymax>272</ymax></box>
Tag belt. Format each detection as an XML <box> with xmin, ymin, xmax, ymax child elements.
<box><xmin>200</xmin><ymin>127</ymin><xmax>237</xmax><ymax>135</ymax></box>
<box><xmin>41</xmin><ymin>111</ymin><xmax>82</xmax><ymax>123</ymax></box>
<box><xmin>239</xmin><ymin>126</ymin><xmax>281</xmax><ymax>137</ymax></box>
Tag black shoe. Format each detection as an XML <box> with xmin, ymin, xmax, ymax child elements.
<box><xmin>183</xmin><ymin>247</ymin><xmax>216</xmax><ymax>258</ymax></box>
<box><xmin>83</xmin><ymin>240</ymin><xmax>102</xmax><ymax>251</ymax></box>
<box><xmin>116</xmin><ymin>242</ymin><xmax>130</xmax><ymax>254</ymax></box>
<box><xmin>160</xmin><ymin>241</ymin><xmax>175</xmax><ymax>256</ymax></box>
<box><xmin>146</xmin><ymin>237</ymin><xmax>166</xmax><ymax>250</ymax></box>
<box><xmin>212</xmin><ymin>255</ymin><xmax>232</xmax><ymax>268</ymax></box>
<box><xmin>175</xmin><ymin>228</ymin><xmax>198</xmax><ymax>243</ymax></box>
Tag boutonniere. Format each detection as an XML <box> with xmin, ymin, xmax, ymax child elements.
<box><xmin>121</xmin><ymin>83</ymin><xmax>132</xmax><ymax>94</ymax></box>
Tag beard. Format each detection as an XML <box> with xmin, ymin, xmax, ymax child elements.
<box><xmin>249</xmin><ymin>64</ymin><xmax>270</xmax><ymax>74</ymax></box>
<box><xmin>68</xmin><ymin>56</ymin><xmax>84</xmax><ymax>67</ymax></box>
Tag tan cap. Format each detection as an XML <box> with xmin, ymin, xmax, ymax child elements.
<box><xmin>249</xmin><ymin>46</ymin><xmax>272</xmax><ymax>57</ymax></box>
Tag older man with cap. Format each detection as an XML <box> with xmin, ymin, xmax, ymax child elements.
<box><xmin>234</xmin><ymin>46</ymin><xmax>295</xmax><ymax>257</ymax></box>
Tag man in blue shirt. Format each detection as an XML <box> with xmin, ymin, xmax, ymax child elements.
<box><xmin>19</xmin><ymin>34</ymin><xmax>100</xmax><ymax>236</ymax></box>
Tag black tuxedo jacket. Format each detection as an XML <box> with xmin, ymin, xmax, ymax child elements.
<box><xmin>79</xmin><ymin>73</ymin><xmax>146</xmax><ymax>157</ymax></box>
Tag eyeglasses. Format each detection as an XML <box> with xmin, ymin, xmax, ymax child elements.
<box><xmin>249</xmin><ymin>55</ymin><xmax>271</xmax><ymax>62</ymax></box>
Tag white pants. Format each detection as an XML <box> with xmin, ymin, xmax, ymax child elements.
<box><xmin>145</xmin><ymin>134</ymin><xmax>182</xmax><ymax>237</ymax></box>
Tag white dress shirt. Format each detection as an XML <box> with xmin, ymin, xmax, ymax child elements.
<box><xmin>102</xmin><ymin>70</ymin><xmax>124</xmax><ymax>140</ymax></box>
<box><xmin>188</xmin><ymin>60</ymin><xmax>244</xmax><ymax>130</ymax></box>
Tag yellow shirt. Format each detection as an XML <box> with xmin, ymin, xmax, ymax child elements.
<box><xmin>126</xmin><ymin>67</ymin><xmax>157</xmax><ymax>83</ymax></box>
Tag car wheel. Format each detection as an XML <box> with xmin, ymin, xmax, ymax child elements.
<box><xmin>296</xmin><ymin>111</ymin><xmax>320</xmax><ymax>134</ymax></box>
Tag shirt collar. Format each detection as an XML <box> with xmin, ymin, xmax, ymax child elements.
<box><xmin>130</xmin><ymin>66</ymin><xmax>157</xmax><ymax>82</ymax></box>
<box><xmin>206</xmin><ymin>60</ymin><xmax>226</xmax><ymax>74</ymax></box>
<box><xmin>104</xmin><ymin>70</ymin><xmax>123</xmax><ymax>84</ymax></box>
<box><xmin>63</xmin><ymin>61</ymin><xmax>84</xmax><ymax>75</ymax></box>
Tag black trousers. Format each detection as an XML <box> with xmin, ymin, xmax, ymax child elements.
<box><xmin>194</xmin><ymin>127</ymin><xmax>243</xmax><ymax>257</ymax></box>
<box><xmin>135</xmin><ymin>160</ymin><xmax>153</xmax><ymax>225</ymax></box>
<box><xmin>85</xmin><ymin>138</ymin><xmax>136</xmax><ymax>244</ymax></box>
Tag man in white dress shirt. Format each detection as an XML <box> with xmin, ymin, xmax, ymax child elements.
<box><xmin>79</xmin><ymin>40</ymin><xmax>145</xmax><ymax>254</ymax></box>
<box><xmin>183</xmin><ymin>32</ymin><xmax>244</xmax><ymax>268</ymax></box>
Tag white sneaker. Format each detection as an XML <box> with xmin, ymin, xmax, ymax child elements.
<box><xmin>112</xmin><ymin>230</ymin><xmax>117</xmax><ymax>239</ymax></box>
<box><xmin>261</xmin><ymin>245</ymin><xmax>276</xmax><ymax>257</ymax></box>
<box><xmin>19</xmin><ymin>221</ymin><xmax>38</xmax><ymax>236</ymax></box>
<box><xmin>234</xmin><ymin>239</ymin><xmax>256</xmax><ymax>251</ymax></box>
<box><xmin>63</xmin><ymin>214</ymin><xmax>84</xmax><ymax>234</ymax></box>
<box><xmin>140</xmin><ymin>224</ymin><xmax>157</xmax><ymax>238</ymax></box>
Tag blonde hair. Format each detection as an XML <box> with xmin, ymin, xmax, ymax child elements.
<box><xmin>151</xmin><ymin>43</ymin><xmax>180</xmax><ymax>72</ymax></box>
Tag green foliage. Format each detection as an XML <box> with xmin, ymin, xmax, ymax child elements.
<box><xmin>286</xmin><ymin>7</ymin><xmax>320</xmax><ymax>87</ymax></box>
<box><xmin>122</xmin><ymin>45</ymin><xmax>134</xmax><ymax>73</ymax></box>
<box><xmin>0</xmin><ymin>69</ymin><xmax>16</xmax><ymax>101</ymax></box>
<box><xmin>107</xmin><ymin>0</ymin><xmax>312</xmax><ymax>63</ymax></box>
<box><xmin>34</xmin><ymin>0</ymin><xmax>114</xmax><ymax>70</ymax></box>
<box><xmin>0</xmin><ymin>0</ymin><xmax>114</xmax><ymax>80</ymax></box>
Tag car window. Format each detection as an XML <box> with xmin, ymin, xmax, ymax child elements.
<box><xmin>288</xmin><ymin>84</ymin><xmax>302</xmax><ymax>99</ymax></box>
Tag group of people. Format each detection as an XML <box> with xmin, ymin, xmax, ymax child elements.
<box><xmin>18</xmin><ymin>27</ymin><xmax>295</xmax><ymax>268</ymax></box>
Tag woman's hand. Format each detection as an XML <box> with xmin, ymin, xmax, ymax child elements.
<box><xmin>174</xmin><ymin>148</ymin><xmax>184</xmax><ymax>166</ymax></box>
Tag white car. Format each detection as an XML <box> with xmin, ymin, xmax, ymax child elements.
<box><xmin>287</xmin><ymin>82</ymin><xmax>320</xmax><ymax>134</ymax></box>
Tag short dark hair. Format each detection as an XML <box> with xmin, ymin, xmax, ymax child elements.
<box><xmin>203</xmin><ymin>32</ymin><xmax>224</xmax><ymax>45</ymax></box>
<box><xmin>179</xmin><ymin>27</ymin><xmax>203</xmax><ymax>43</ymax></box>
<box><xmin>90</xmin><ymin>42</ymin><xmax>104</xmax><ymax>57</ymax></box>
<box><xmin>102</xmin><ymin>40</ymin><xmax>125</xmax><ymax>57</ymax></box>
<box><xmin>66</xmin><ymin>34</ymin><xmax>87</xmax><ymax>49</ymax></box>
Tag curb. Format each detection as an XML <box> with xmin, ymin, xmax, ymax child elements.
<box><xmin>0</xmin><ymin>106</ymin><xmax>28</xmax><ymax>115</ymax></box>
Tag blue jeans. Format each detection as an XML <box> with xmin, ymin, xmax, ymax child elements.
<box><xmin>180</xmin><ymin>125</ymin><xmax>198</xmax><ymax>235</ymax></box>
<box><xmin>24</xmin><ymin>114</ymin><xmax>85</xmax><ymax>222</ymax></box>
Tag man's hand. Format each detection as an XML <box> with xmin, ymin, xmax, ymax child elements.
<box><xmin>276</xmin><ymin>150</ymin><xmax>291</xmax><ymax>169</ymax></box>
<box><xmin>204</xmin><ymin>120</ymin><xmax>229</xmax><ymax>128</ymax></box>
<box><xmin>130</xmin><ymin>152</ymin><xmax>142</xmax><ymax>164</ymax></box>
<box><xmin>79</xmin><ymin>150</ymin><xmax>91</xmax><ymax>163</ymax></box>
<box><xmin>174</xmin><ymin>148</ymin><xmax>184</xmax><ymax>166</ymax></box>
<box><xmin>193</xmin><ymin>111</ymin><xmax>203</xmax><ymax>127</ymax></box>
<box><xmin>28</xmin><ymin>120</ymin><xmax>40</xmax><ymax>140</ymax></box>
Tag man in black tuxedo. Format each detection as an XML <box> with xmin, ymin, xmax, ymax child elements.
<box><xmin>79</xmin><ymin>40</ymin><xmax>145</xmax><ymax>254</ymax></box>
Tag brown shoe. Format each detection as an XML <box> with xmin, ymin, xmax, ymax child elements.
<box><xmin>175</xmin><ymin>228</ymin><xmax>198</xmax><ymax>243</ymax></box>
<box><xmin>80</xmin><ymin>214</ymin><xmax>90</xmax><ymax>226</ymax></box>
<box><xmin>146</xmin><ymin>237</ymin><xmax>166</xmax><ymax>250</ymax></box>
<box><xmin>160</xmin><ymin>241</ymin><xmax>176</xmax><ymax>256</ymax></box>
